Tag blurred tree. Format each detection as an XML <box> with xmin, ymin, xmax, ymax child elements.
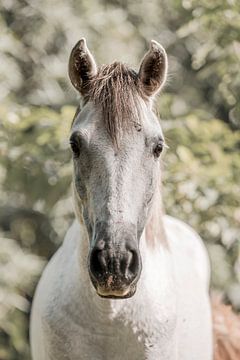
<box><xmin>0</xmin><ymin>237</ymin><xmax>44</xmax><ymax>360</ymax></box>
<box><xmin>174</xmin><ymin>0</ymin><xmax>240</xmax><ymax>129</ymax></box>
<box><xmin>0</xmin><ymin>0</ymin><xmax>239</xmax><ymax>126</ymax></box>
<box><xmin>0</xmin><ymin>0</ymin><xmax>239</xmax><ymax>358</ymax></box>
<box><xmin>0</xmin><ymin>207</ymin><xmax>57</xmax><ymax>257</ymax></box>
<box><xmin>163</xmin><ymin>115</ymin><xmax>240</xmax><ymax>304</ymax></box>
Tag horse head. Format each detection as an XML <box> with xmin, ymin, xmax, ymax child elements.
<box><xmin>68</xmin><ymin>38</ymin><xmax>167</xmax><ymax>299</ymax></box>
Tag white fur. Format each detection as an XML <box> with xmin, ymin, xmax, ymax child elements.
<box><xmin>31</xmin><ymin>39</ymin><xmax>213</xmax><ymax>359</ymax></box>
<box><xmin>30</xmin><ymin>215</ymin><xmax>212</xmax><ymax>360</ymax></box>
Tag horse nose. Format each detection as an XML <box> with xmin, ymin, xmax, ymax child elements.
<box><xmin>89</xmin><ymin>242</ymin><xmax>141</xmax><ymax>285</ymax></box>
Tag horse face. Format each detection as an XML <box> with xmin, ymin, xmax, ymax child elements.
<box><xmin>69</xmin><ymin>39</ymin><xmax>167</xmax><ymax>298</ymax></box>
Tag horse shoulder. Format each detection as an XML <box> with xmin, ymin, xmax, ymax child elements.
<box><xmin>163</xmin><ymin>215</ymin><xmax>213</xmax><ymax>359</ymax></box>
<box><xmin>163</xmin><ymin>215</ymin><xmax>210</xmax><ymax>287</ymax></box>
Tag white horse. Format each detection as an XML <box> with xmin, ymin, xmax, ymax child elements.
<box><xmin>30</xmin><ymin>38</ymin><xmax>213</xmax><ymax>359</ymax></box>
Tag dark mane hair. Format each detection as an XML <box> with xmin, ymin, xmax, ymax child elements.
<box><xmin>88</xmin><ymin>62</ymin><xmax>142</xmax><ymax>146</ymax></box>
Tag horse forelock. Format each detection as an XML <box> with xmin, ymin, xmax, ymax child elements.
<box><xmin>88</xmin><ymin>62</ymin><xmax>143</xmax><ymax>146</ymax></box>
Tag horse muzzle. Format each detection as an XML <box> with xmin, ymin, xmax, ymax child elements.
<box><xmin>88</xmin><ymin>235</ymin><xmax>142</xmax><ymax>299</ymax></box>
<box><xmin>96</xmin><ymin>280</ymin><xmax>137</xmax><ymax>299</ymax></box>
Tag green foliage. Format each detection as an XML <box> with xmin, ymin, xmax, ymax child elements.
<box><xmin>1</xmin><ymin>0</ymin><xmax>239</xmax><ymax>126</ymax></box>
<box><xmin>175</xmin><ymin>0</ymin><xmax>240</xmax><ymax>128</ymax></box>
<box><xmin>0</xmin><ymin>0</ymin><xmax>239</xmax><ymax>359</ymax></box>
<box><xmin>0</xmin><ymin>105</ymin><xmax>73</xmax><ymax>210</ymax></box>
<box><xmin>0</xmin><ymin>237</ymin><xmax>44</xmax><ymax>360</ymax></box>
<box><xmin>163</xmin><ymin>116</ymin><xmax>240</xmax><ymax>293</ymax></box>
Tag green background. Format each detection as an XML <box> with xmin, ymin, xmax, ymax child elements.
<box><xmin>0</xmin><ymin>0</ymin><xmax>239</xmax><ymax>358</ymax></box>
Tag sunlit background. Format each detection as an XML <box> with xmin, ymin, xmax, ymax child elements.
<box><xmin>0</xmin><ymin>0</ymin><xmax>239</xmax><ymax>358</ymax></box>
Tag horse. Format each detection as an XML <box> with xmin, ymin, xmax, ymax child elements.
<box><xmin>30</xmin><ymin>38</ymin><xmax>214</xmax><ymax>360</ymax></box>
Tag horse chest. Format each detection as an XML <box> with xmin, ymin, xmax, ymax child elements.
<box><xmin>46</xmin><ymin>311</ymin><xmax>173</xmax><ymax>360</ymax></box>
<box><xmin>42</xmin><ymin>290</ymin><xmax>176</xmax><ymax>360</ymax></box>
<box><xmin>60</xmin><ymin>322</ymin><xmax>146</xmax><ymax>360</ymax></box>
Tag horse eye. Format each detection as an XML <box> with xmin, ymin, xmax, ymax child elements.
<box><xmin>70</xmin><ymin>133</ymin><xmax>81</xmax><ymax>157</ymax></box>
<box><xmin>70</xmin><ymin>141</ymin><xmax>80</xmax><ymax>157</ymax></box>
<box><xmin>153</xmin><ymin>142</ymin><xmax>163</xmax><ymax>158</ymax></box>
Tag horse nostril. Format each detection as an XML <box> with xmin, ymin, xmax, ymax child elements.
<box><xmin>90</xmin><ymin>249</ymin><xmax>107</xmax><ymax>279</ymax></box>
<box><xmin>119</xmin><ymin>249</ymin><xmax>140</xmax><ymax>280</ymax></box>
<box><xmin>121</xmin><ymin>250</ymin><xmax>133</xmax><ymax>276</ymax></box>
<box><xmin>89</xmin><ymin>244</ymin><xmax>141</xmax><ymax>285</ymax></box>
<box><xmin>127</xmin><ymin>250</ymin><xmax>139</xmax><ymax>277</ymax></box>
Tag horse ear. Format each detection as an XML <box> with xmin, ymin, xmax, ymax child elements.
<box><xmin>138</xmin><ymin>40</ymin><xmax>168</xmax><ymax>97</ymax></box>
<box><xmin>68</xmin><ymin>38</ymin><xmax>97</xmax><ymax>95</ymax></box>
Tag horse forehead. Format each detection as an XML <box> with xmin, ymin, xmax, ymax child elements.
<box><xmin>71</xmin><ymin>100</ymin><xmax>163</xmax><ymax>143</ymax></box>
<box><xmin>142</xmin><ymin>101</ymin><xmax>164</xmax><ymax>134</ymax></box>
<box><xmin>72</xmin><ymin>102</ymin><xmax>99</xmax><ymax>134</ymax></box>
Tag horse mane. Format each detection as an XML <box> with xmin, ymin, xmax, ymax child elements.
<box><xmin>88</xmin><ymin>62</ymin><xmax>142</xmax><ymax>146</ymax></box>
